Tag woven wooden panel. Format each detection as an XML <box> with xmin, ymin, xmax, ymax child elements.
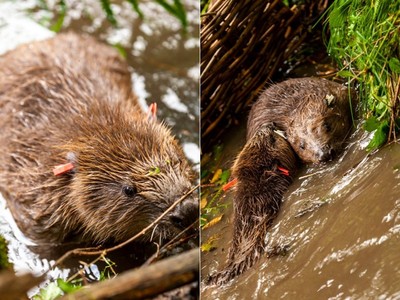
<box><xmin>201</xmin><ymin>0</ymin><xmax>328</xmax><ymax>150</ymax></box>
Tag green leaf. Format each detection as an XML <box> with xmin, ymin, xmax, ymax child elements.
<box><xmin>219</xmin><ymin>169</ymin><xmax>230</xmax><ymax>184</ymax></box>
<box><xmin>364</xmin><ymin>116</ymin><xmax>380</xmax><ymax>132</ymax></box>
<box><xmin>173</xmin><ymin>0</ymin><xmax>188</xmax><ymax>28</ymax></box>
<box><xmin>366</xmin><ymin>121</ymin><xmax>389</xmax><ymax>151</ymax></box>
<box><xmin>100</xmin><ymin>0</ymin><xmax>117</xmax><ymax>26</ymax></box>
<box><xmin>389</xmin><ymin>58</ymin><xmax>400</xmax><ymax>74</ymax></box>
<box><xmin>154</xmin><ymin>0</ymin><xmax>187</xmax><ymax>31</ymax></box>
<box><xmin>57</xmin><ymin>279</ymin><xmax>82</xmax><ymax>294</ymax></box>
<box><xmin>32</xmin><ymin>282</ymin><xmax>63</xmax><ymax>300</ymax></box>
<box><xmin>126</xmin><ymin>0</ymin><xmax>144</xmax><ymax>19</ymax></box>
<box><xmin>337</xmin><ymin>70</ymin><xmax>354</xmax><ymax>78</ymax></box>
<box><xmin>148</xmin><ymin>166</ymin><xmax>161</xmax><ymax>176</ymax></box>
<box><xmin>113</xmin><ymin>43</ymin><xmax>127</xmax><ymax>59</ymax></box>
<box><xmin>50</xmin><ymin>0</ymin><xmax>66</xmax><ymax>32</ymax></box>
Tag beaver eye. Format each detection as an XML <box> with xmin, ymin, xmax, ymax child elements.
<box><xmin>123</xmin><ymin>186</ymin><xmax>137</xmax><ymax>197</ymax></box>
<box><xmin>300</xmin><ymin>141</ymin><xmax>305</xmax><ymax>150</ymax></box>
<box><xmin>324</xmin><ymin>123</ymin><xmax>331</xmax><ymax>132</ymax></box>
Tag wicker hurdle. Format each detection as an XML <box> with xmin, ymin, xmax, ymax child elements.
<box><xmin>201</xmin><ymin>0</ymin><xmax>329</xmax><ymax>150</ymax></box>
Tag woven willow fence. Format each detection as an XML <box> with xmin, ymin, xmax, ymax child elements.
<box><xmin>201</xmin><ymin>0</ymin><xmax>329</xmax><ymax>150</ymax></box>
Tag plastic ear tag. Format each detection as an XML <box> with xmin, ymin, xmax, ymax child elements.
<box><xmin>277</xmin><ymin>167</ymin><xmax>290</xmax><ymax>176</ymax></box>
<box><xmin>53</xmin><ymin>163</ymin><xmax>74</xmax><ymax>176</ymax></box>
<box><xmin>147</xmin><ymin>102</ymin><xmax>157</xmax><ymax>121</ymax></box>
<box><xmin>222</xmin><ymin>178</ymin><xmax>238</xmax><ymax>192</ymax></box>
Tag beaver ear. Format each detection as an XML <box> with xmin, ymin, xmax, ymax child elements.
<box><xmin>324</xmin><ymin>94</ymin><xmax>336</xmax><ymax>108</ymax></box>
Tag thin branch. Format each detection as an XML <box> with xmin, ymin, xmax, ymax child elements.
<box><xmin>50</xmin><ymin>184</ymin><xmax>199</xmax><ymax>272</ymax></box>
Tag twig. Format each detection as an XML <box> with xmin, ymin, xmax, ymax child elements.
<box><xmin>59</xmin><ymin>249</ymin><xmax>199</xmax><ymax>300</ymax></box>
<box><xmin>49</xmin><ymin>185</ymin><xmax>199</xmax><ymax>272</ymax></box>
<box><xmin>143</xmin><ymin>220</ymin><xmax>198</xmax><ymax>266</ymax></box>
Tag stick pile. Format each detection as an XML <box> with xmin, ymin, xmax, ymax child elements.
<box><xmin>201</xmin><ymin>0</ymin><xmax>329</xmax><ymax>150</ymax></box>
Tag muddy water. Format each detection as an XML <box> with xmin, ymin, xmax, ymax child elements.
<box><xmin>201</xmin><ymin>123</ymin><xmax>400</xmax><ymax>299</ymax></box>
<box><xmin>0</xmin><ymin>0</ymin><xmax>199</xmax><ymax>286</ymax></box>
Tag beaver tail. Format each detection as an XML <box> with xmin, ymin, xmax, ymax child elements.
<box><xmin>208</xmin><ymin>124</ymin><xmax>297</xmax><ymax>285</ymax></box>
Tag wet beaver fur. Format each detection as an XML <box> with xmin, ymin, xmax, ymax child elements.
<box><xmin>0</xmin><ymin>33</ymin><xmax>198</xmax><ymax>245</ymax></box>
<box><xmin>209</xmin><ymin>78</ymin><xmax>353</xmax><ymax>284</ymax></box>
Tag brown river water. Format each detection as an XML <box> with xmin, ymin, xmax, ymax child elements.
<box><xmin>201</xmin><ymin>121</ymin><xmax>400</xmax><ymax>299</ymax></box>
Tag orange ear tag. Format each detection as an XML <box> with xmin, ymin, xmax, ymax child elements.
<box><xmin>53</xmin><ymin>163</ymin><xmax>74</xmax><ymax>176</ymax></box>
<box><xmin>277</xmin><ymin>167</ymin><xmax>290</xmax><ymax>176</ymax></box>
<box><xmin>222</xmin><ymin>178</ymin><xmax>238</xmax><ymax>192</ymax></box>
<box><xmin>147</xmin><ymin>102</ymin><xmax>157</xmax><ymax>121</ymax></box>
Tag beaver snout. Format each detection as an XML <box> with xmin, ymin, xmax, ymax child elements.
<box><xmin>318</xmin><ymin>145</ymin><xmax>335</xmax><ymax>162</ymax></box>
<box><xmin>169</xmin><ymin>197</ymin><xmax>198</xmax><ymax>230</ymax></box>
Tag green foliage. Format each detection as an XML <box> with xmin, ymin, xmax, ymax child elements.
<box><xmin>200</xmin><ymin>144</ymin><xmax>231</xmax><ymax>229</ymax></box>
<box><xmin>113</xmin><ymin>43</ymin><xmax>128</xmax><ymax>59</ymax></box>
<box><xmin>99</xmin><ymin>256</ymin><xmax>117</xmax><ymax>280</ymax></box>
<box><xmin>367</xmin><ymin>121</ymin><xmax>390</xmax><ymax>151</ymax></box>
<box><xmin>32</xmin><ymin>258</ymin><xmax>116</xmax><ymax>300</ymax></box>
<box><xmin>200</xmin><ymin>0</ymin><xmax>211</xmax><ymax>14</ymax></box>
<box><xmin>389</xmin><ymin>58</ymin><xmax>400</xmax><ymax>74</ymax></box>
<box><xmin>50</xmin><ymin>0</ymin><xmax>66</xmax><ymax>32</ymax></box>
<box><xmin>327</xmin><ymin>0</ymin><xmax>400</xmax><ymax>150</ymax></box>
<box><xmin>33</xmin><ymin>278</ymin><xmax>82</xmax><ymax>300</ymax></box>
<box><xmin>148</xmin><ymin>166</ymin><xmax>161</xmax><ymax>176</ymax></box>
<box><xmin>364</xmin><ymin>117</ymin><xmax>390</xmax><ymax>150</ymax></box>
<box><xmin>100</xmin><ymin>0</ymin><xmax>117</xmax><ymax>26</ymax></box>
<box><xmin>126</xmin><ymin>0</ymin><xmax>144</xmax><ymax>19</ymax></box>
<box><xmin>155</xmin><ymin>0</ymin><xmax>187</xmax><ymax>30</ymax></box>
<box><xmin>57</xmin><ymin>278</ymin><xmax>82</xmax><ymax>294</ymax></box>
<box><xmin>0</xmin><ymin>236</ymin><xmax>11</xmax><ymax>270</ymax></box>
<box><xmin>364</xmin><ymin>116</ymin><xmax>380</xmax><ymax>132</ymax></box>
<box><xmin>32</xmin><ymin>282</ymin><xmax>63</xmax><ymax>300</ymax></box>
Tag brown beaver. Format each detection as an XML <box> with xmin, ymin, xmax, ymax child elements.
<box><xmin>248</xmin><ymin>78</ymin><xmax>353</xmax><ymax>163</ymax></box>
<box><xmin>209</xmin><ymin>78</ymin><xmax>354</xmax><ymax>285</ymax></box>
<box><xmin>0</xmin><ymin>33</ymin><xmax>198</xmax><ymax>245</ymax></box>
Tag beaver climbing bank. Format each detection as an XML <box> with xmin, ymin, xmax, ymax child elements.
<box><xmin>209</xmin><ymin>78</ymin><xmax>354</xmax><ymax>285</ymax></box>
<box><xmin>248</xmin><ymin>77</ymin><xmax>354</xmax><ymax>163</ymax></box>
<box><xmin>0</xmin><ymin>33</ymin><xmax>198</xmax><ymax>245</ymax></box>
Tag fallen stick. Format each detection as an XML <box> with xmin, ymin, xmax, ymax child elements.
<box><xmin>60</xmin><ymin>248</ymin><xmax>199</xmax><ymax>300</ymax></box>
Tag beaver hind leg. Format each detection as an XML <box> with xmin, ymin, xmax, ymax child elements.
<box><xmin>208</xmin><ymin>125</ymin><xmax>297</xmax><ymax>285</ymax></box>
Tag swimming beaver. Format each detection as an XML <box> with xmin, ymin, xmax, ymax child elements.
<box><xmin>0</xmin><ymin>33</ymin><xmax>198</xmax><ymax>245</ymax></box>
<box><xmin>209</xmin><ymin>77</ymin><xmax>354</xmax><ymax>284</ymax></box>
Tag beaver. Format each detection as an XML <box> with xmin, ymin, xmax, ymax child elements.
<box><xmin>248</xmin><ymin>78</ymin><xmax>353</xmax><ymax>163</ymax></box>
<box><xmin>209</xmin><ymin>78</ymin><xmax>354</xmax><ymax>285</ymax></box>
<box><xmin>0</xmin><ymin>33</ymin><xmax>198</xmax><ymax>245</ymax></box>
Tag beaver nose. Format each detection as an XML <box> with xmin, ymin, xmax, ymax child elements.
<box><xmin>319</xmin><ymin>145</ymin><xmax>335</xmax><ymax>162</ymax></box>
<box><xmin>169</xmin><ymin>197</ymin><xmax>198</xmax><ymax>230</ymax></box>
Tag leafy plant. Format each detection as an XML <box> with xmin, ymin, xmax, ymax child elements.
<box><xmin>200</xmin><ymin>143</ymin><xmax>231</xmax><ymax>229</ymax></box>
<box><xmin>32</xmin><ymin>282</ymin><xmax>63</xmax><ymax>300</ymax></box>
<box><xmin>327</xmin><ymin>0</ymin><xmax>400</xmax><ymax>150</ymax></box>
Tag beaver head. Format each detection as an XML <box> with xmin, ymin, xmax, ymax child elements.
<box><xmin>286</xmin><ymin>93</ymin><xmax>352</xmax><ymax>163</ymax></box>
<box><xmin>40</xmin><ymin>104</ymin><xmax>198</xmax><ymax>244</ymax></box>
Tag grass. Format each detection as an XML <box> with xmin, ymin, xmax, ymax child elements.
<box><xmin>326</xmin><ymin>0</ymin><xmax>400</xmax><ymax>150</ymax></box>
